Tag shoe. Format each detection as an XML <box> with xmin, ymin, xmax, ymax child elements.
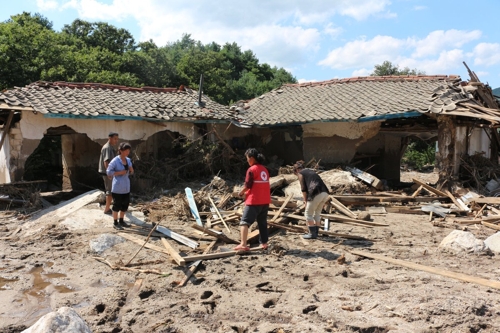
<box><xmin>233</xmin><ymin>244</ymin><xmax>250</xmax><ymax>251</ymax></box>
<box><xmin>261</xmin><ymin>243</ymin><xmax>268</xmax><ymax>250</ymax></box>
<box><xmin>119</xmin><ymin>220</ymin><xmax>130</xmax><ymax>227</ymax></box>
<box><xmin>104</xmin><ymin>209</ymin><xmax>112</xmax><ymax>215</ymax></box>
<box><xmin>113</xmin><ymin>223</ymin><xmax>123</xmax><ymax>230</ymax></box>
<box><xmin>302</xmin><ymin>226</ymin><xmax>318</xmax><ymax>239</ymax></box>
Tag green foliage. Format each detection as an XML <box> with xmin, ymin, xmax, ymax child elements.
<box><xmin>371</xmin><ymin>60</ymin><xmax>425</xmax><ymax>76</ymax></box>
<box><xmin>402</xmin><ymin>139</ymin><xmax>436</xmax><ymax>171</ymax></box>
<box><xmin>0</xmin><ymin>14</ymin><xmax>297</xmax><ymax>104</ymax></box>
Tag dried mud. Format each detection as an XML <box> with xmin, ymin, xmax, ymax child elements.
<box><xmin>0</xmin><ymin>173</ymin><xmax>499</xmax><ymax>333</ymax></box>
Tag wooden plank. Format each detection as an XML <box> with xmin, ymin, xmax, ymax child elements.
<box><xmin>453</xmin><ymin>219</ymin><xmax>482</xmax><ymax>225</ymax></box>
<box><xmin>191</xmin><ymin>224</ymin><xmax>239</xmax><ymax>244</ymax></box>
<box><xmin>412</xmin><ymin>179</ymin><xmax>448</xmax><ymax>197</ymax></box>
<box><xmin>118</xmin><ymin>232</ymin><xmax>171</xmax><ymax>256</ymax></box>
<box><xmin>444</xmin><ymin>190</ymin><xmax>468</xmax><ymax>211</ymax></box>
<box><xmin>182</xmin><ymin>246</ymin><xmax>263</xmax><ymax>262</ymax></box>
<box><xmin>472</xmin><ymin>197</ymin><xmax>500</xmax><ymax>205</ymax></box>
<box><xmin>474</xmin><ymin>204</ymin><xmax>487</xmax><ymax>218</ymax></box>
<box><xmin>271</xmin><ymin>195</ymin><xmax>293</xmax><ymax>223</ymax></box>
<box><xmin>208</xmin><ymin>195</ymin><xmax>231</xmax><ymax>234</ymax></box>
<box><xmin>32</xmin><ymin>189</ymin><xmax>102</xmax><ymax>221</ymax></box>
<box><xmin>267</xmin><ymin>222</ymin><xmax>368</xmax><ymax>240</ymax></box>
<box><xmin>350</xmin><ymin>249</ymin><xmax>500</xmax><ymax>290</ymax></box>
<box><xmin>185</xmin><ymin>187</ymin><xmax>203</xmax><ymax>226</ymax></box>
<box><xmin>155</xmin><ymin>225</ymin><xmax>199</xmax><ymax>249</ymax></box>
<box><xmin>329</xmin><ymin>196</ymin><xmax>357</xmax><ymax>218</ymax></box>
<box><xmin>161</xmin><ymin>238</ymin><xmax>186</xmax><ymax>266</ymax></box>
<box><xmin>411</xmin><ymin>185</ymin><xmax>423</xmax><ymax>198</ymax></box>
<box><xmin>179</xmin><ymin>240</ymin><xmax>217</xmax><ymax>287</ymax></box>
<box><xmin>320</xmin><ymin>213</ymin><xmax>389</xmax><ymax>227</ymax></box>
<box><xmin>332</xmin><ymin>195</ymin><xmax>448</xmax><ymax>205</ymax></box>
<box><xmin>481</xmin><ymin>221</ymin><xmax>500</xmax><ymax>231</ymax></box>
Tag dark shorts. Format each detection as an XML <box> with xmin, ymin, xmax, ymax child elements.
<box><xmin>240</xmin><ymin>204</ymin><xmax>269</xmax><ymax>245</ymax></box>
<box><xmin>102</xmin><ymin>175</ymin><xmax>112</xmax><ymax>195</ymax></box>
<box><xmin>112</xmin><ymin>193</ymin><xmax>130</xmax><ymax>212</ymax></box>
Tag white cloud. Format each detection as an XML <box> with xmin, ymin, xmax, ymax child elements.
<box><xmin>318</xmin><ymin>35</ymin><xmax>406</xmax><ymax>69</ymax></box>
<box><xmin>413</xmin><ymin>5</ymin><xmax>427</xmax><ymax>11</ymax></box>
<box><xmin>411</xmin><ymin>29</ymin><xmax>481</xmax><ymax>58</ymax></box>
<box><xmin>323</xmin><ymin>23</ymin><xmax>343</xmax><ymax>39</ymax></box>
<box><xmin>352</xmin><ymin>68</ymin><xmax>371</xmax><ymax>76</ymax></box>
<box><xmin>36</xmin><ymin>0</ymin><xmax>59</xmax><ymax>10</ymax></box>
<box><xmin>42</xmin><ymin>0</ymin><xmax>392</xmax><ymax>69</ymax></box>
<box><xmin>298</xmin><ymin>78</ymin><xmax>318</xmax><ymax>83</ymax></box>
<box><xmin>472</xmin><ymin>43</ymin><xmax>500</xmax><ymax>66</ymax></box>
<box><xmin>318</xmin><ymin>30</ymin><xmax>482</xmax><ymax>77</ymax></box>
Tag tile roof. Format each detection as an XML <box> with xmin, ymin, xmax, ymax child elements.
<box><xmin>0</xmin><ymin>81</ymin><xmax>231</xmax><ymax>121</ymax></box>
<box><xmin>231</xmin><ymin>75</ymin><xmax>469</xmax><ymax>126</ymax></box>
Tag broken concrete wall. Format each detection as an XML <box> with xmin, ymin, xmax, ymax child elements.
<box><xmin>11</xmin><ymin>111</ymin><xmax>204</xmax><ymax>183</ymax></box>
<box><xmin>301</xmin><ymin>122</ymin><xmax>381</xmax><ymax>164</ymax></box>
<box><xmin>468</xmin><ymin>127</ymin><xmax>490</xmax><ymax>158</ymax></box>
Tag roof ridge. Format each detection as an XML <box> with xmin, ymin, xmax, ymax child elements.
<box><xmin>286</xmin><ymin>75</ymin><xmax>461</xmax><ymax>88</ymax></box>
<box><xmin>29</xmin><ymin>81</ymin><xmax>187</xmax><ymax>93</ymax></box>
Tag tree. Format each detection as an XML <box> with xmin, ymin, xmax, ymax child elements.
<box><xmin>371</xmin><ymin>60</ymin><xmax>425</xmax><ymax>76</ymax></box>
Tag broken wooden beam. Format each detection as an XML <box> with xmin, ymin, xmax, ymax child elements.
<box><xmin>179</xmin><ymin>240</ymin><xmax>217</xmax><ymax>287</ymax></box>
<box><xmin>329</xmin><ymin>196</ymin><xmax>357</xmax><ymax>218</ymax></box>
<box><xmin>181</xmin><ymin>246</ymin><xmax>263</xmax><ymax>263</ymax></box>
<box><xmin>119</xmin><ymin>233</ymin><xmax>171</xmax><ymax>256</ymax></box>
<box><xmin>412</xmin><ymin>179</ymin><xmax>448</xmax><ymax>197</ymax></box>
<box><xmin>208</xmin><ymin>195</ymin><xmax>231</xmax><ymax>234</ymax></box>
<box><xmin>161</xmin><ymin>238</ymin><xmax>186</xmax><ymax>266</ymax></box>
<box><xmin>271</xmin><ymin>194</ymin><xmax>293</xmax><ymax>223</ymax></box>
<box><xmin>267</xmin><ymin>222</ymin><xmax>369</xmax><ymax>240</ymax></box>
<box><xmin>191</xmin><ymin>224</ymin><xmax>239</xmax><ymax>244</ymax></box>
<box><xmin>332</xmin><ymin>195</ymin><xmax>448</xmax><ymax>205</ymax></box>
<box><xmin>350</xmin><ymin>249</ymin><xmax>500</xmax><ymax>290</ymax></box>
<box><xmin>481</xmin><ymin>221</ymin><xmax>500</xmax><ymax>231</ymax></box>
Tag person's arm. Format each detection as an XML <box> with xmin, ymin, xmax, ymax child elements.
<box><xmin>239</xmin><ymin>170</ymin><xmax>254</xmax><ymax>197</ymax></box>
<box><xmin>128</xmin><ymin>158</ymin><xmax>134</xmax><ymax>175</ymax></box>
<box><xmin>298</xmin><ymin>173</ymin><xmax>308</xmax><ymax>202</ymax></box>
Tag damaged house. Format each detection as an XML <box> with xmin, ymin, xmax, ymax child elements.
<box><xmin>0</xmin><ymin>82</ymin><xmax>232</xmax><ymax>190</ymax></box>
<box><xmin>1</xmin><ymin>73</ymin><xmax>499</xmax><ymax>190</ymax></box>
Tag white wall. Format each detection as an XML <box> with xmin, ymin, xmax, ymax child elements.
<box><xmin>0</xmin><ymin>135</ymin><xmax>11</xmax><ymax>183</ymax></box>
<box><xmin>20</xmin><ymin>111</ymin><xmax>200</xmax><ymax>141</ymax></box>
<box><xmin>468</xmin><ymin>127</ymin><xmax>490</xmax><ymax>158</ymax></box>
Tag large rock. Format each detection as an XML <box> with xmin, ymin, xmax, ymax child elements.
<box><xmin>89</xmin><ymin>234</ymin><xmax>125</xmax><ymax>254</ymax></box>
<box><xmin>22</xmin><ymin>307</ymin><xmax>92</xmax><ymax>333</ymax></box>
<box><xmin>438</xmin><ymin>230</ymin><xmax>487</xmax><ymax>254</ymax></box>
<box><xmin>484</xmin><ymin>232</ymin><xmax>500</xmax><ymax>253</ymax></box>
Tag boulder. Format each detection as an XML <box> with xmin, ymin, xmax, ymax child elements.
<box><xmin>438</xmin><ymin>230</ymin><xmax>487</xmax><ymax>254</ymax></box>
<box><xmin>484</xmin><ymin>232</ymin><xmax>500</xmax><ymax>253</ymax></box>
<box><xmin>22</xmin><ymin>307</ymin><xmax>92</xmax><ymax>333</ymax></box>
<box><xmin>89</xmin><ymin>234</ymin><xmax>125</xmax><ymax>254</ymax></box>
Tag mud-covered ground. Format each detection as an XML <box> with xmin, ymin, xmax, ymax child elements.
<box><xmin>0</xmin><ymin>172</ymin><xmax>499</xmax><ymax>333</ymax></box>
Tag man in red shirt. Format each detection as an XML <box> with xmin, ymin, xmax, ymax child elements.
<box><xmin>234</xmin><ymin>148</ymin><xmax>271</xmax><ymax>251</ymax></box>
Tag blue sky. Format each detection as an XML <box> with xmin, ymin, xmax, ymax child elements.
<box><xmin>2</xmin><ymin>0</ymin><xmax>500</xmax><ymax>89</ymax></box>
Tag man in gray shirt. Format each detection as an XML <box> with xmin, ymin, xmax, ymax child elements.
<box><xmin>99</xmin><ymin>132</ymin><xmax>119</xmax><ymax>214</ymax></box>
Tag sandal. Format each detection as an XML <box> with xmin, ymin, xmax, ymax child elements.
<box><xmin>233</xmin><ymin>244</ymin><xmax>250</xmax><ymax>251</ymax></box>
<box><xmin>261</xmin><ymin>243</ymin><xmax>268</xmax><ymax>250</ymax></box>
<box><xmin>104</xmin><ymin>209</ymin><xmax>112</xmax><ymax>215</ymax></box>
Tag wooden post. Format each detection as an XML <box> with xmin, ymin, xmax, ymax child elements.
<box><xmin>0</xmin><ymin>111</ymin><xmax>14</xmax><ymax>154</ymax></box>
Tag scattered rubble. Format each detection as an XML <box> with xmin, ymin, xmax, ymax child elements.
<box><xmin>438</xmin><ymin>230</ymin><xmax>487</xmax><ymax>254</ymax></box>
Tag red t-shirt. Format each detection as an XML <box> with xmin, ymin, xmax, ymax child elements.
<box><xmin>244</xmin><ymin>164</ymin><xmax>271</xmax><ymax>205</ymax></box>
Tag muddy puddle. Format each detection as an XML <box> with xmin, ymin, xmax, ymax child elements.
<box><xmin>24</xmin><ymin>265</ymin><xmax>73</xmax><ymax>297</ymax></box>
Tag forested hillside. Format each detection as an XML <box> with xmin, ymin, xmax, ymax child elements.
<box><xmin>0</xmin><ymin>12</ymin><xmax>296</xmax><ymax>104</ymax></box>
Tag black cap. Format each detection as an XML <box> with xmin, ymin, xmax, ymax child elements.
<box><xmin>108</xmin><ymin>132</ymin><xmax>118</xmax><ymax>137</ymax></box>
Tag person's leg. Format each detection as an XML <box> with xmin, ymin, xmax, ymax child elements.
<box><xmin>235</xmin><ymin>205</ymin><xmax>256</xmax><ymax>250</ymax></box>
<box><xmin>103</xmin><ymin>176</ymin><xmax>113</xmax><ymax>213</ymax></box>
<box><xmin>256</xmin><ymin>205</ymin><xmax>269</xmax><ymax>247</ymax></box>
<box><xmin>111</xmin><ymin>193</ymin><xmax>122</xmax><ymax>229</ymax></box>
<box><xmin>313</xmin><ymin>192</ymin><xmax>329</xmax><ymax>228</ymax></box>
<box><xmin>303</xmin><ymin>200</ymin><xmax>317</xmax><ymax>239</ymax></box>
<box><xmin>118</xmin><ymin>193</ymin><xmax>130</xmax><ymax>227</ymax></box>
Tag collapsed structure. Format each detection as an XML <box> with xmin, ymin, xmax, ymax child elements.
<box><xmin>0</xmin><ymin>68</ymin><xmax>499</xmax><ymax>190</ymax></box>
